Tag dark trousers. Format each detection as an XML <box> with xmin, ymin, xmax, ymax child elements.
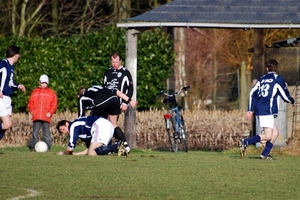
<box><xmin>31</xmin><ymin>120</ymin><xmax>51</xmax><ymax>150</ymax></box>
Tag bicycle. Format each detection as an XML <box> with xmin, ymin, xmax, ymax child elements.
<box><xmin>156</xmin><ymin>86</ymin><xmax>190</xmax><ymax>152</ymax></box>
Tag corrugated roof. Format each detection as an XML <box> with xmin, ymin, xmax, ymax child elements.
<box><xmin>117</xmin><ymin>0</ymin><xmax>300</xmax><ymax>29</ymax></box>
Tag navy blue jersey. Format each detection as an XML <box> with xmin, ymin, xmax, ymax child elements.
<box><xmin>0</xmin><ymin>59</ymin><xmax>19</xmax><ymax>96</ymax></box>
<box><xmin>68</xmin><ymin>116</ymin><xmax>99</xmax><ymax>149</ymax></box>
<box><xmin>103</xmin><ymin>66</ymin><xmax>133</xmax><ymax>105</ymax></box>
<box><xmin>248</xmin><ymin>72</ymin><xmax>294</xmax><ymax>116</ymax></box>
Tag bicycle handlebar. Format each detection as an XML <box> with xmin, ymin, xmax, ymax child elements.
<box><xmin>156</xmin><ymin>86</ymin><xmax>190</xmax><ymax>98</ymax></box>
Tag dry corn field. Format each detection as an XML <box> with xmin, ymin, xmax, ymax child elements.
<box><xmin>136</xmin><ymin>109</ymin><xmax>251</xmax><ymax>151</ymax></box>
<box><xmin>0</xmin><ymin>110</ymin><xmax>252</xmax><ymax>150</ymax></box>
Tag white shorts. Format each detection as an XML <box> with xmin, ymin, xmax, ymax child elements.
<box><xmin>90</xmin><ymin>118</ymin><xmax>114</xmax><ymax>145</ymax></box>
<box><xmin>257</xmin><ymin>115</ymin><xmax>274</xmax><ymax>129</ymax></box>
<box><xmin>0</xmin><ymin>96</ymin><xmax>12</xmax><ymax>116</ymax></box>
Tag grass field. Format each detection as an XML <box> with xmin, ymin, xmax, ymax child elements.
<box><xmin>1</xmin><ymin>146</ymin><xmax>300</xmax><ymax>200</ymax></box>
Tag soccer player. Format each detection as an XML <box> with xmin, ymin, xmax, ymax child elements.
<box><xmin>239</xmin><ymin>58</ymin><xmax>294</xmax><ymax>159</ymax></box>
<box><xmin>56</xmin><ymin>116</ymin><xmax>125</xmax><ymax>156</ymax></box>
<box><xmin>103</xmin><ymin>52</ymin><xmax>133</xmax><ymax>112</ymax></box>
<box><xmin>0</xmin><ymin>46</ymin><xmax>26</xmax><ymax>140</ymax></box>
<box><xmin>103</xmin><ymin>52</ymin><xmax>134</xmax><ymax>149</ymax></box>
<box><xmin>77</xmin><ymin>85</ymin><xmax>137</xmax><ymax>155</ymax></box>
<box><xmin>77</xmin><ymin>85</ymin><xmax>137</xmax><ymax>119</ymax></box>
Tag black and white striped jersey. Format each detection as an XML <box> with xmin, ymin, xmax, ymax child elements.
<box><xmin>103</xmin><ymin>66</ymin><xmax>133</xmax><ymax>105</ymax></box>
<box><xmin>78</xmin><ymin>85</ymin><xmax>118</xmax><ymax>117</ymax></box>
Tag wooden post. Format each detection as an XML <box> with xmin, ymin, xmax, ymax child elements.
<box><xmin>213</xmin><ymin>52</ymin><xmax>217</xmax><ymax>105</ymax></box>
<box><xmin>124</xmin><ymin>28</ymin><xmax>139</xmax><ymax>148</ymax></box>
<box><xmin>173</xmin><ymin>27</ymin><xmax>188</xmax><ymax>109</ymax></box>
<box><xmin>240</xmin><ymin>61</ymin><xmax>247</xmax><ymax>111</ymax></box>
<box><xmin>253</xmin><ymin>29</ymin><xmax>265</xmax><ymax>79</ymax></box>
<box><xmin>252</xmin><ymin>29</ymin><xmax>265</xmax><ymax>136</ymax></box>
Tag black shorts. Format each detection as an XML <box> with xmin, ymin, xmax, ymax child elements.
<box><xmin>92</xmin><ymin>96</ymin><xmax>121</xmax><ymax>117</ymax></box>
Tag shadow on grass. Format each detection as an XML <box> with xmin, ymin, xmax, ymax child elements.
<box><xmin>229</xmin><ymin>155</ymin><xmax>261</xmax><ymax>159</ymax></box>
<box><xmin>153</xmin><ymin>146</ymin><xmax>224</xmax><ymax>152</ymax></box>
<box><xmin>154</xmin><ymin>146</ymin><xmax>171</xmax><ymax>152</ymax></box>
<box><xmin>247</xmin><ymin>156</ymin><xmax>262</xmax><ymax>159</ymax></box>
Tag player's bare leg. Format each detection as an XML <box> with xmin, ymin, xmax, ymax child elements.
<box><xmin>87</xmin><ymin>142</ymin><xmax>103</xmax><ymax>156</ymax></box>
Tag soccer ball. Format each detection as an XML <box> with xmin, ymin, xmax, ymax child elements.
<box><xmin>35</xmin><ymin>141</ymin><xmax>48</xmax><ymax>152</ymax></box>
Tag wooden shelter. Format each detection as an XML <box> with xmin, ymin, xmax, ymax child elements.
<box><xmin>117</xmin><ymin>0</ymin><xmax>300</xmax><ymax>147</ymax></box>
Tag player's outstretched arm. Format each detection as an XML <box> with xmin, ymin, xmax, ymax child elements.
<box><xmin>57</xmin><ymin>147</ymin><xmax>73</xmax><ymax>155</ymax></box>
<box><xmin>73</xmin><ymin>149</ymin><xmax>88</xmax><ymax>156</ymax></box>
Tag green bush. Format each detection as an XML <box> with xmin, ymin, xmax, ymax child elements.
<box><xmin>0</xmin><ymin>25</ymin><xmax>174</xmax><ymax>112</ymax></box>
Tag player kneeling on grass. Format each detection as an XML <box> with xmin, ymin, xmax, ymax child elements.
<box><xmin>56</xmin><ymin>116</ymin><xmax>126</xmax><ymax>156</ymax></box>
<box><xmin>77</xmin><ymin>85</ymin><xmax>138</xmax><ymax>155</ymax></box>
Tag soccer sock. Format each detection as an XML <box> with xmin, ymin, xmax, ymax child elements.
<box><xmin>94</xmin><ymin>144</ymin><xmax>118</xmax><ymax>155</ymax></box>
<box><xmin>113</xmin><ymin>127</ymin><xmax>127</xmax><ymax>144</ymax></box>
<box><xmin>261</xmin><ymin>141</ymin><xmax>273</xmax><ymax>156</ymax></box>
<box><xmin>244</xmin><ymin>135</ymin><xmax>261</xmax><ymax>145</ymax></box>
<box><xmin>0</xmin><ymin>129</ymin><xmax>5</xmax><ymax>141</ymax></box>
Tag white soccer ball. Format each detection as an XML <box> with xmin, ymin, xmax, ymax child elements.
<box><xmin>35</xmin><ymin>141</ymin><xmax>48</xmax><ymax>152</ymax></box>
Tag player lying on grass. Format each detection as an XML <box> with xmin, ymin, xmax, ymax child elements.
<box><xmin>56</xmin><ymin>116</ymin><xmax>126</xmax><ymax>156</ymax></box>
<box><xmin>77</xmin><ymin>85</ymin><xmax>138</xmax><ymax>154</ymax></box>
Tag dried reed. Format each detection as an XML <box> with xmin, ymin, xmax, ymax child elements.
<box><xmin>0</xmin><ymin>110</ymin><xmax>250</xmax><ymax>150</ymax></box>
<box><xmin>1</xmin><ymin>110</ymin><xmax>298</xmax><ymax>155</ymax></box>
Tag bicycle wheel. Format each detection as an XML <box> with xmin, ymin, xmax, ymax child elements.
<box><xmin>179</xmin><ymin>126</ymin><xmax>188</xmax><ymax>152</ymax></box>
<box><xmin>165</xmin><ymin>118</ymin><xmax>176</xmax><ymax>152</ymax></box>
<box><xmin>166</xmin><ymin>129</ymin><xmax>177</xmax><ymax>152</ymax></box>
<box><xmin>170</xmin><ymin>115</ymin><xmax>178</xmax><ymax>152</ymax></box>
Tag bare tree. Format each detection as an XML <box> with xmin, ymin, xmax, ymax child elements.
<box><xmin>115</xmin><ymin>0</ymin><xmax>131</xmax><ymax>22</ymax></box>
<box><xmin>183</xmin><ymin>28</ymin><xmax>231</xmax><ymax>110</ymax></box>
<box><xmin>181</xmin><ymin>27</ymin><xmax>300</xmax><ymax>110</ymax></box>
<box><xmin>51</xmin><ymin>0</ymin><xmax>59</xmax><ymax>35</ymax></box>
<box><xmin>0</xmin><ymin>0</ymin><xmax>176</xmax><ymax>36</ymax></box>
<box><xmin>20</xmin><ymin>0</ymin><xmax>47</xmax><ymax>36</ymax></box>
<box><xmin>0</xmin><ymin>0</ymin><xmax>118</xmax><ymax>36</ymax></box>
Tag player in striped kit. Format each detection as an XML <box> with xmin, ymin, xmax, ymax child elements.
<box><xmin>103</xmin><ymin>52</ymin><xmax>134</xmax><ymax>150</ymax></box>
<box><xmin>77</xmin><ymin>85</ymin><xmax>137</xmax><ymax>155</ymax></box>
<box><xmin>0</xmin><ymin>46</ymin><xmax>26</xmax><ymax>140</ymax></box>
<box><xmin>103</xmin><ymin>52</ymin><xmax>133</xmax><ymax>110</ymax></box>
<box><xmin>56</xmin><ymin>116</ymin><xmax>119</xmax><ymax>156</ymax></box>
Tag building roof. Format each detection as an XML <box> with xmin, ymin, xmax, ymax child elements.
<box><xmin>117</xmin><ymin>0</ymin><xmax>300</xmax><ymax>29</ymax></box>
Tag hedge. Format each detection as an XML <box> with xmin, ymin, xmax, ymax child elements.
<box><xmin>0</xmin><ymin>25</ymin><xmax>174</xmax><ymax>112</ymax></box>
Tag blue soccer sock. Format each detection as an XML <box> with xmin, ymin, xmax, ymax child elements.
<box><xmin>244</xmin><ymin>135</ymin><xmax>261</xmax><ymax>145</ymax></box>
<box><xmin>0</xmin><ymin>124</ymin><xmax>4</xmax><ymax>140</ymax></box>
<box><xmin>261</xmin><ymin>141</ymin><xmax>273</xmax><ymax>156</ymax></box>
<box><xmin>94</xmin><ymin>144</ymin><xmax>118</xmax><ymax>155</ymax></box>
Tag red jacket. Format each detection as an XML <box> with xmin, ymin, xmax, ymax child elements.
<box><xmin>27</xmin><ymin>86</ymin><xmax>58</xmax><ymax>123</ymax></box>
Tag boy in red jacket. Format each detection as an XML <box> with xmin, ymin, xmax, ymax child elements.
<box><xmin>27</xmin><ymin>74</ymin><xmax>58</xmax><ymax>151</ymax></box>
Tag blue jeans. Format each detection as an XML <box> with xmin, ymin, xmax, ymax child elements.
<box><xmin>31</xmin><ymin>120</ymin><xmax>51</xmax><ymax>150</ymax></box>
